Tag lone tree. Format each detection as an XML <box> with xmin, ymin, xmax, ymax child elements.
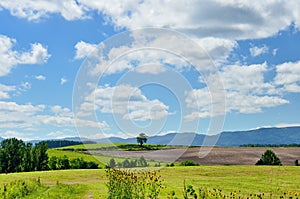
<box><xmin>136</xmin><ymin>133</ymin><xmax>147</xmax><ymax>147</ymax></box>
<box><xmin>256</xmin><ymin>150</ymin><xmax>282</xmax><ymax>165</ymax></box>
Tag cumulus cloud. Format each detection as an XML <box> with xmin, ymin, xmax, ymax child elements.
<box><xmin>74</xmin><ymin>41</ymin><xmax>98</xmax><ymax>59</ymax></box>
<box><xmin>0</xmin><ymin>100</ymin><xmax>108</xmax><ymax>134</ymax></box>
<box><xmin>274</xmin><ymin>60</ymin><xmax>300</xmax><ymax>92</ymax></box>
<box><xmin>79</xmin><ymin>0</ymin><xmax>300</xmax><ymax>40</ymax></box>
<box><xmin>74</xmin><ymin>31</ymin><xmax>220</xmax><ymax>77</ymax></box>
<box><xmin>185</xmin><ymin>63</ymin><xmax>289</xmax><ymax>120</ymax></box>
<box><xmin>249</xmin><ymin>45</ymin><xmax>269</xmax><ymax>57</ymax></box>
<box><xmin>80</xmin><ymin>84</ymin><xmax>169</xmax><ymax>122</ymax></box>
<box><xmin>0</xmin><ymin>34</ymin><xmax>50</xmax><ymax>76</ymax></box>
<box><xmin>0</xmin><ymin>0</ymin><xmax>87</xmax><ymax>21</ymax></box>
<box><xmin>0</xmin><ymin>84</ymin><xmax>16</xmax><ymax>99</ymax></box>
<box><xmin>1</xmin><ymin>1</ymin><xmax>300</xmax><ymax>41</ymax></box>
<box><xmin>135</xmin><ymin>64</ymin><xmax>167</xmax><ymax>74</ymax></box>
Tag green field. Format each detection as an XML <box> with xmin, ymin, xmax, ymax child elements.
<box><xmin>59</xmin><ymin>143</ymin><xmax>172</xmax><ymax>151</ymax></box>
<box><xmin>47</xmin><ymin>148</ymin><xmax>164</xmax><ymax>168</ymax></box>
<box><xmin>0</xmin><ymin>166</ymin><xmax>299</xmax><ymax>198</ymax></box>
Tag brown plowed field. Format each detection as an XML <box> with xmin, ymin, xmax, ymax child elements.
<box><xmin>91</xmin><ymin>147</ymin><xmax>300</xmax><ymax>165</ymax></box>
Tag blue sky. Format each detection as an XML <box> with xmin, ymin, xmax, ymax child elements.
<box><xmin>0</xmin><ymin>1</ymin><xmax>299</xmax><ymax>140</ymax></box>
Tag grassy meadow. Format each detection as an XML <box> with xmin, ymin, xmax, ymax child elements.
<box><xmin>47</xmin><ymin>145</ymin><xmax>165</xmax><ymax>168</ymax></box>
<box><xmin>0</xmin><ymin>166</ymin><xmax>299</xmax><ymax>198</ymax></box>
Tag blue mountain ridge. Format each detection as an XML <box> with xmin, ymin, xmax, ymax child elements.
<box><xmin>91</xmin><ymin>126</ymin><xmax>300</xmax><ymax>146</ymax></box>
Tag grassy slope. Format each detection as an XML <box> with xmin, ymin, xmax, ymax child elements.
<box><xmin>60</xmin><ymin>143</ymin><xmax>170</xmax><ymax>151</ymax></box>
<box><xmin>0</xmin><ymin>166</ymin><xmax>299</xmax><ymax>198</ymax></box>
<box><xmin>47</xmin><ymin>148</ymin><xmax>162</xmax><ymax>168</ymax></box>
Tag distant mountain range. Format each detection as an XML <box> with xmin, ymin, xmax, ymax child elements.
<box><xmin>0</xmin><ymin>126</ymin><xmax>299</xmax><ymax>146</ymax></box>
<box><xmin>94</xmin><ymin>126</ymin><xmax>300</xmax><ymax>146</ymax></box>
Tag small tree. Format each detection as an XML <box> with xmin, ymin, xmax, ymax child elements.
<box><xmin>136</xmin><ymin>133</ymin><xmax>147</xmax><ymax>147</ymax></box>
<box><xmin>256</xmin><ymin>150</ymin><xmax>282</xmax><ymax>165</ymax></box>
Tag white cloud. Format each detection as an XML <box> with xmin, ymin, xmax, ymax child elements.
<box><xmin>220</xmin><ymin>63</ymin><xmax>274</xmax><ymax>94</ymax></box>
<box><xmin>0</xmin><ymin>84</ymin><xmax>15</xmax><ymax>99</ymax></box>
<box><xmin>1</xmin><ymin>1</ymin><xmax>300</xmax><ymax>41</ymax></box>
<box><xmin>19</xmin><ymin>43</ymin><xmax>51</xmax><ymax>64</ymax></box>
<box><xmin>275</xmin><ymin>123</ymin><xmax>300</xmax><ymax>128</ymax></box>
<box><xmin>0</xmin><ymin>100</ymin><xmax>109</xmax><ymax>135</ymax></box>
<box><xmin>249</xmin><ymin>45</ymin><xmax>269</xmax><ymax>57</ymax></box>
<box><xmin>79</xmin><ymin>0</ymin><xmax>300</xmax><ymax>40</ymax></box>
<box><xmin>0</xmin><ymin>34</ymin><xmax>50</xmax><ymax>76</ymax></box>
<box><xmin>74</xmin><ymin>41</ymin><xmax>98</xmax><ymax>59</ymax></box>
<box><xmin>74</xmin><ymin>33</ymin><xmax>218</xmax><ymax>77</ymax></box>
<box><xmin>274</xmin><ymin>60</ymin><xmax>300</xmax><ymax>92</ymax></box>
<box><xmin>1</xmin><ymin>130</ymin><xmax>32</xmax><ymax>141</ymax></box>
<box><xmin>185</xmin><ymin>63</ymin><xmax>289</xmax><ymax>120</ymax></box>
<box><xmin>35</xmin><ymin>75</ymin><xmax>46</xmax><ymax>80</ymax></box>
<box><xmin>80</xmin><ymin>84</ymin><xmax>169</xmax><ymax>122</ymax></box>
<box><xmin>0</xmin><ymin>0</ymin><xmax>87</xmax><ymax>21</ymax></box>
<box><xmin>46</xmin><ymin>131</ymin><xmax>64</xmax><ymax>137</ymax></box>
<box><xmin>135</xmin><ymin>64</ymin><xmax>167</xmax><ymax>74</ymax></box>
<box><xmin>60</xmin><ymin>77</ymin><xmax>68</xmax><ymax>85</ymax></box>
<box><xmin>272</xmin><ymin>48</ymin><xmax>278</xmax><ymax>56</ymax></box>
<box><xmin>194</xmin><ymin>37</ymin><xmax>237</xmax><ymax>64</ymax></box>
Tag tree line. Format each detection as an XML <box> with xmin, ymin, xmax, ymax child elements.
<box><xmin>0</xmin><ymin>138</ymin><xmax>99</xmax><ymax>174</ymax></box>
<box><xmin>44</xmin><ymin>139</ymin><xmax>96</xmax><ymax>148</ymax></box>
<box><xmin>0</xmin><ymin>138</ymin><xmax>48</xmax><ymax>173</ymax></box>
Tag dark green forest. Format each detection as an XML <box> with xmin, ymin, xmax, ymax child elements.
<box><xmin>0</xmin><ymin>138</ymin><xmax>98</xmax><ymax>173</ymax></box>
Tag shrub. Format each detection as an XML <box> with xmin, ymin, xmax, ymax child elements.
<box><xmin>256</xmin><ymin>150</ymin><xmax>282</xmax><ymax>165</ymax></box>
<box><xmin>180</xmin><ymin>160</ymin><xmax>199</xmax><ymax>166</ymax></box>
<box><xmin>106</xmin><ymin>168</ymin><xmax>163</xmax><ymax>199</ymax></box>
<box><xmin>0</xmin><ymin>178</ymin><xmax>44</xmax><ymax>198</ymax></box>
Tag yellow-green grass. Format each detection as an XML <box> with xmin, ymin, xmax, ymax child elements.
<box><xmin>0</xmin><ymin>166</ymin><xmax>299</xmax><ymax>198</ymax></box>
<box><xmin>59</xmin><ymin>143</ymin><xmax>171</xmax><ymax>151</ymax></box>
<box><xmin>59</xmin><ymin>143</ymin><xmax>125</xmax><ymax>150</ymax></box>
<box><xmin>47</xmin><ymin>149</ymin><xmax>162</xmax><ymax>168</ymax></box>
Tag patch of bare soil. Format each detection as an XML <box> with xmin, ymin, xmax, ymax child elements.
<box><xmin>90</xmin><ymin>147</ymin><xmax>300</xmax><ymax>166</ymax></box>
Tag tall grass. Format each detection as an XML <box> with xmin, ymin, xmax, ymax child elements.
<box><xmin>106</xmin><ymin>168</ymin><xmax>163</xmax><ymax>199</ymax></box>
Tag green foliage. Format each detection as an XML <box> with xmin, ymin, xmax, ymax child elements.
<box><xmin>112</xmin><ymin>156</ymin><xmax>149</xmax><ymax>168</ymax></box>
<box><xmin>136</xmin><ymin>133</ymin><xmax>148</xmax><ymax>147</ymax></box>
<box><xmin>255</xmin><ymin>150</ymin><xmax>282</xmax><ymax>165</ymax></box>
<box><xmin>30</xmin><ymin>183</ymin><xmax>87</xmax><ymax>199</ymax></box>
<box><xmin>43</xmin><ymin>140</ymin><xmax>95</xmax><ymax>148</ymax></box>
<box><xmin>0</xmin><ymin>138</ymin><xmax>49</xmax><ymax>173</ymax></box>
<box><xmin>183</xmin><ymin>181</ymin><xmax>197</xmax><ymax>199</ymax></box>
<box><xmin>32</xmin><ymin>141</ymin><xmax>49</xmax><ymax>171</ymax></box>
<box><xmin>0</xmin><ymin>138</ymin><xmax>25</xmax><ymax>173</ymax></box>
<box><xmin>48</xmin><ymin>155</ymin><xmax>98</xmax><ymax>170</ymax></box>
<box><xmin>180</xmin><ymin>160</ymin><xmax>199</xmax><ymax>166</ymax></box>
<box><xmin>0</xmin><ymin>178</ymin><xmax>87</xmax><ymax>199</ymax></box>
<box><xmin>0</xmin><ymin>178</ymin><xmax>44</xmax><ymax>198</ymax></box>
<box><xmin>106</xmin><ymin>168</ymin><xmax>163</xmax><ymax>199</ymax></box>
<box><xmin>166</xmin><ymin>163</ymin><xmax>175</xmax><ymax>167</ymax></box>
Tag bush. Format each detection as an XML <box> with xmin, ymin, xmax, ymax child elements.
<box><xmin>256</xmin><ymin>150</ymin><xmax>282</xmax><ymax>165</ymax></box>
<box><xmin>106</xmin><ymin>168</ymin><xmax>163</xmax><ymax>199</ymax></box>
<box><xmin>0</xmin><ymin>178</ymin><xmax>44</xmax><ymax>198</ymax></box>
<box><xmin>48</xmin><ymin>156</ymin><xmax>98</xmax><ymax>170</ymax></box>
<box><xmin>111</xmin><ymin>156</ymin><xmax>149</xmax><ymax>168</ymax></box>
<box><xmin>180</xmin><ymin>160</ymin><xmax>199</xmax><ymax>166</ymax></box>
